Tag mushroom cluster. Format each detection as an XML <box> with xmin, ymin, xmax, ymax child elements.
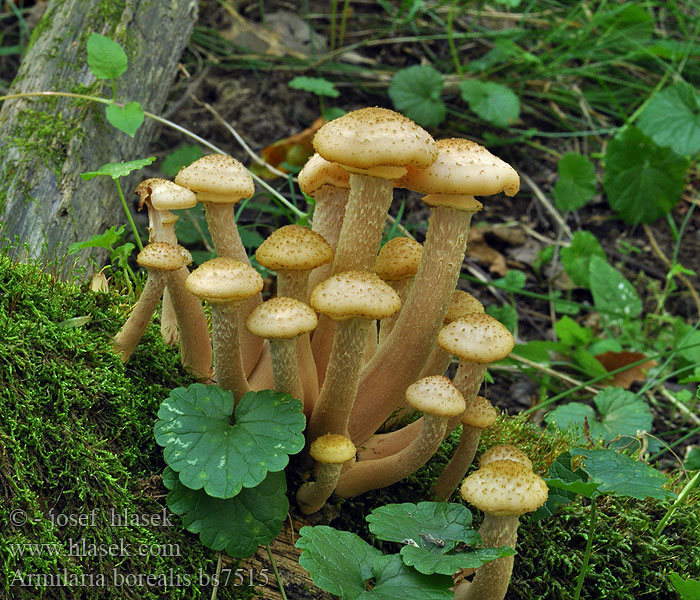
<box><xmin>114</xmin><ymin>108</ymin><xmax>535</xmax><ymax>569</ymax></box>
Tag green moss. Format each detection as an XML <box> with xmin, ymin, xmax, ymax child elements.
<box><xmin>0</xmin><ymin>252</ymin><xmax>253</xmax><ymax>599</ymax></box>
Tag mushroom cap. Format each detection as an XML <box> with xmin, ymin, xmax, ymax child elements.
<box><xmin>438</xmin><ymin>314</ymin><xmax>515</xmax><ymax>363</ymax></box>
<box><xmin>245</xmin><ymin>297</ymin><xmax>318</xmax><ymax>339</ymax></box>
<box><xmin>310</xmin><ymin>271</ymin><xmax>401</xmax><ymax>321</ymax></box>
<box><xmin>313</xmin><ymin>107</ymin><xmax>438</xmax><ymax>177</ymax></box>
<box><xmin>255</xmin><ymin>225</ymin><xmax>334</xmax><ymax>271</ymax></box>
<box><xmin>136</xmin><ymin>242</ymin><xmax>186</xmax><ymax>271</ymax></box>
<box><xmin>309</xmin><ymin>433</ymin><xmax>357</xmax><ymax>464</ymax></box>
<box><xmin>479</xmin><ymin>446</ymin><xmax>533</xmax><ymax>470</ymax></box>
<box><xmin>174</xmin><ymin>154</ymin><xmax>255</xmax><ymax>204</ymax></box>
<box><xmin>444</xmin><ymin>290</ymin><xmax>485</xmax><ymax>324</ymax></box>
<box><xmin>185</xmin><ymin>257</ymin><xmax>263</xmax><ymax>304</ymax></box>
<box><xmin>461</xmin><ymin>396</ymin><xmax>499</xmax><ymax>429</ymax></box>
<box><xmin>460</xmin><ymin>460</ymin><xmax>548</xmax><ymax>516</ymax></box>
<box><xmin>405</xmin><ymin>375</ymin><xmax>467</xmax><ymax>417</ymax></box>
<box><xmin>395</xmin><ymin>138</ymin><xmax>520</xmax><ymax>197</ymax></box>
<box><xmin>298</xmin><ymin>153</ymin><xmax>351</xmax><ymax>196</ymax></box>
<box><xmin>374</xmin><ymin>237</ymin><xmax>423</xmax><ymax>281</ymax></box>
<box><xmin>135</xmin><ymin>177</ymin><xmax>197</xmax><ymax>211</ymax></box>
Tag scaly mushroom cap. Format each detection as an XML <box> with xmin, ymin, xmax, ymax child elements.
<box><xmin>460</xmin><ymin>460</ymin><xmax>548</xmax><ymax>516</ymax></box>
<box><xmin>136</xmin><ymin>242</ymin><xmax>186</xmax><ymax>271</ymax></box>
<box><xmin>255</xmin><ymin>225</ymin><xmax>334</xmax><ymax>271</ymax></box>
<box><xmin>309</xmin><ymin>433</ymin><xmax>357</xmax><ymax>464</ymax></box>
<box><xmin>135</xmin><ymin>178</ymin><xmax>197</xmax><ymax>211</ymax></box>
<box><xmin>461</xmin><ymin>396</ymin><xmax>499</xmax><ymax>429</ymax></box>
<box><xmin>444</xmin><ymin>290</ymin><xmax>485</xmax><ymax>324</ymax></box>
<box><xmin>185</xmin><ymin>257</ymin><xmax>263</xmax><ymax>304</ymax></box>
<box><xmin>310</xmin><ymin>271</ymin><xmax>401</xmax><ymax>321</ymax></box>
<box><xmin>313</xmin><ymin>107</ymin><xmax>438</xmax><ymax>179</ymax></box>
<box><xmin>396</xmin><ymin>138</ymin><xmax>520</xmax><ymax>197</ymax></box>
<box><xmin>405</xmin><ymin>375</ymin><xmax>467</xmax><ymax>417</ymax></box>
<box><xmin>245</xmin><ymin>297</ymin><xmax>318</xmax><ymax>339</ymax></box>
<box><xmin>438</xmin><ymin>314</ymin><xmax>515</xmax><ymax>364</ymax></box>
<box><xmin>298</xmin><ymin>153</ymin><xmax>351</xmax><ymax>196</ymax></box>
<box><xmin>479</xmin><ymin>445</ymin><xmax>533</xmax><ymax>470</ymax></box>
<box><xmin>374</xmin><ymin>237</ymin><xmax>423</xmax><ymax>282</ymax></box>
<box><xmin>175</xmin><ymin>154</ymin><xmax>255</xmax><ymax>204</ymax></box>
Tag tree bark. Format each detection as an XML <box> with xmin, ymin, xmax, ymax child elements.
<box><xmin>0</xmin><ymin>0</ymin><xmax>198</xmax><ymax>277</ymax></box>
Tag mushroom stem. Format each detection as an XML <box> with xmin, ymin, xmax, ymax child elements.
<box><xmin>113</xmin><ymin>271</ymin><xmax>166</xmax><ymax>362</ymax></box>
<box><xmin>306</xmin><ymin>318</ymin><xmax>371</xmax><ymax>442</ymax></box>
<box><xmin>296</xmin><ymin>462</ymin><xmax>344</xmax><ymax>515</ymax></box>
<box><xmin>334</xmin><ymin>414</ymin><xmax>447</xmax><ymax>497</ymax></box>
<box><xmin>160</xmin><ymin>287</ymin><xmax>179</xmax><ymax>346</ymax></box>
<box><xmin>349</xmin><ymin>206</ymin><xmax>474</xmax><ymax>444</ymax></box>
<box><xmin>211</xmin><ymin>302</ymin><xmax>250</xmax><ymax>401</ymax></box>
<box><xmin>307</xmin><ymin>185</ymin><xmax>349</xmax><ymax>292</ymax></box>
<box><xmin>378</xmin><ymin>278</ymin><xmax>412</xmax><ymax>345</ymax></box>
<box><xmin>454</xmin><ymin>514</ymin><xmax>519</xmax><ymax>600</ymax></box>
<box><xmin>269</xmin><ymin>338</ymin><xmax>304</xmax><ymax>400</ymax></box>
<box><xmin>356</xmin><ymin>418</ymin><xmax>423</xmax><ymax>461</ymax></box>
<box><xmin>454</xmin><ymin>362</ymin><xmax>488</xmax><ymax>406</ymax></box>
<box><xmin>431</xmin><ymin>425</ymin><xmax>481</xmax><ymax>501</ymax></box>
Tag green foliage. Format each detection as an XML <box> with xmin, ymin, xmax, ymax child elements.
<box><xmin>81</xmin><ymin>157</ymin><xmax>156</xmax><ymax>181</ymax></box>
<box><xmin>86</xmin><ymin>33</ymin><xmax>127</xmax><ymax>80</ymax></box>
<box><xmin>459</xmin><ymin>80</ymin><xmax>520</xmax><ymax>127</ymax></box>
<box><xmin>669</xmin><ymin>573</ymin><xmax>700</xmax><ymax>600</ymax></box>
<box><xmin>553</xmin><ymin>153</ymin><xmax>597</xmax><ymax>213</ymax></box>
<box><xmin>588</xmin><ymin>255</ymin><xmax>642</xmax><ymax>320</ymax></box>
<box><xmin>161</xmin><ymin>145</ymin><xmax>204</xmax><ymax>178</ymax></box>
<box><xmin>603</xmin><ymin>126</ymin><xmax>689</xmax><ymax>224</ymax></box>
<box><xmin>155</xmin><ymin>384</ymin><xmax>305</xmax><ymax>498</ymax></box>
<box><xmin>560</xmin><ymin>231</ymin><xmax>606</xmax><ymax>288</ymax></box>
<box><xmin>105</xmin><ymin>101</ymin><xmax>145</xmax><ymax>138</ymax></box>
<box><xmin>289</xmin><ymin>76</ymin><xmax>340</xmax><ymax>98</ymax></box>
<box><xmin>389</xmin><ymin>65</ymin><xmax>446</xmax><ymax>128</ymax></box>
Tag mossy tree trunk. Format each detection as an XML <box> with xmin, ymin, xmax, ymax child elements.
<box><xmin>0</xmin><ymin>0</ymin><xmax>198</xmax><ymax>277</ymax></box>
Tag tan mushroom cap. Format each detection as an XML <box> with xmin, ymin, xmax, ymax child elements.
<box><xmin>310</xmin><ymin>271</ymin><xmax>401</xmax><ymax>321</ymax></box>
<box><xmin>309</xmin><ymin>433</ymin><xmax>357</xmax><ymax>464</ymax></box>
<box><xmin>313</xmin><ymin>107</ymin><xmax>438</xmax><ymax>178</ymax></box>
<box><xmin>444</xmin><ymin>290</ymin><xmax>485</xmax><ymax>324</ymax></box>
<box><xmin>460</xmin><ymin>460</ymin><xmax>548</xmax><ymax>516</ymax></box>
<box><xmin>255</xmin><ymin>225</ymin><xmax>334</xmax><ymax>271</ymax></box>
<box><xmin>135</xmin><ymin>178</ymin><xmax>197</xmax><ymax>211</ymax></box>
<box><xmin>461</xmin><ymin>396</ymin><xmax>499</xmax><ymax>429</ymax></box>
<box><xmin>185</xmin><ymin>257</ymin><xmax>263</xmax><ymax>304</ymax></box>
<box><xmin>374</xmin><ymin>237</ymin><xmax>423</xmax><ymax>281</ymax></box>
<box><xmin>395</xmin><ymin>138</ymin><xmax>520</xmax><ymax>197</ymax></box>
<box><xmin>405</xmin><ymin>375</ymin><xmax>467</xmax><ymax>417</ymax></box>
<box><xmin>174</xmin><ymin>154</ymin><xmax>255</xmax><ymax>204</ymax></box>
<box><xmin>137</xmin><ymin>242</ymin><xmax>186</xmax><ymax>271</ymax></box>
<box><xmin>298</xmin><ymin>153</ymin><xmax>351</xmax><ymax>196</ymax></box>
<box><xmin>479</xmin><ymin>446</ymin><xmax>533</xmax><ymax>470</ymax></box>
<box><xmin>245</xmin><ymin>297</ymin><xmax>318</xmax><ymax>339</ymax></box>
<box><xmin>438</xmin><ymin>314</ymin><xmax>515</xmax><ymax>363</ymax></box>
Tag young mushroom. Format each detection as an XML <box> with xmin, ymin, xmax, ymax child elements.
<box><xmin>431</xmin><ymin>396</ymin><xmax>499</xmax><ymax>500</ymax></box>
<box><xmin>185</xmin><ymin>258</ymin><xmax>263</xmax><ymax>401</ymax></box>
<box><xmin>334</xmin><ymin>375</ymin><xmax>466</xmax><ymax>498</ymax></box>
<box><xmin>456</xmin><ymin>459</ymin><xmax>548</xmax><ymax>600</ymax></box>
<box><xmin>479</xmin><ymin>445</ymin><xmax>533</xmax><ymax>469</ymax></box>
<box><xmin>296</xmin><ymin>433</ymin><xmax>356</xmax><ymax>515</ymax></box>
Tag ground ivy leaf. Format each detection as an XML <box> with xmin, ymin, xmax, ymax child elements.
<box><xmin>593</xmin><ymin>387</ymin><xmax>653</xmax><ymax>442</ymax></box>
<box><xmin>106</xmin><ymin>101</ymin><xmax>145</xmax><ymax>137</ymax></box>
<box><xmin>289</xmin><ymin>76</ymin><xmax>340</xmax><ymax>98</ymax></box>
<box><xmin>560</xmin><ymin>230</ymin><xmax>606</xmax><ymax>288</ymax></box>
<box><xmin>638</xmin><ymin>83</ymin><xmax>700</xmax><ymax>156</ymax></box>
<box><xmin>554</xmin><ymin>315</ymin><xmax>594</xmax><ymax>347</ymax></box>
<box><xmin>669</xmin><ymin>572</ymin><xmax>700</xmax><ymax>600</ymax></box>
<box><xmin>86</xmin><ymin>33</ymin><xmax>127</xmax><ymax>80</ymax></box>
<box><xmin>571</xmin><ymin>448</ymin><xmax>676</xmax><ymax>501</ymax></box>
<box><xmin>68</xmin><ymin>225</ymin><xmax>125</xmax><ymax>254</ymax></box>
<box><xmin>296</xmin><ymin>526</ymin><xmax>382</xmax><ymax>600</ymax></box>
<box><xmin>389</xmin><ymin>65</ymin><xmax>446</xmax><ymax>128</ymax></box>
<box><xmin>400</xmin><ymin>545</ymin><xmax>515</xmax><ymax>576</ymax></box>
<box><xmin>367</xmin><ymin>502</ymin><xmax>478</xmax><ymax>553</ymax></box>
<box><xmin>459</xmin><ymin>80</ymin><xmax>520</xmax><ymax>127</ymax></box>
<box><xmin>603</xmin><ymin>126</ymin><xmax>689</xmax><ymax>224</ymax></box>
<box><xmin>588</xmin><ymin>255</ymin><xmax>642</xmax><ymax>319</ymax></box>
<box><xmin>553</xmin><ymin>153</ymin><xmax>597</xmax><ymax>212</ymax></box>
<box><xmin>163</xmin><ymin>467</ymin><xmax>288</xmax><ymax>558</ymax></box>
<box><xmin>361</xmin><ymin>554</ymin><xmax>453</xmax><ymax>600</ymax></box>
<box><xmin>544</xmin><ymin>452</ymin><xmax>601</xmax><ymax>500</ymax></box>
<box><xmin>81</xmin><ymin>157</ymin><xmax>156</xmax><ymax>180</ymax></box>
<box><xmin>155</xmin><ymin>384</ymin><xmax>305</xmax><ymax>498</ymax></box>
<box><xmin>544</xmin><ymin>402</ymin><xmax>596</xmax><ymax>443</ymax></box>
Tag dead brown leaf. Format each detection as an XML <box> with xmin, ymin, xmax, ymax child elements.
<box><xmin>595</xmin><ymin>351</ymin><xmax>657</xmax><ymax>389</ymax></box>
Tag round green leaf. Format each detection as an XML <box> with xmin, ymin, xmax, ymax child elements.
<box><xmin>588</xmin><ymin>255</ymin><xmax>642</xmax><ymax>319</ymax></box>
<box><xmin>86</xmin><ymin>33</ymin><xmax>127</xmax><ymax>80</ymax></box>
<box><xmin>163</xmin><ymin>467</ymin><xmax>288</xmax><ymax>558</ymax></box>
<box><xmin>106</xmin><ymin>101</ymin><xmax>145</xmax><ymax>137</ymax></box>
<box><xmin>638</xmin><ymin>83</ymin><xmax>700</xmax><ymax>156</ymax></box>
<box><xmin>388</xmin><ymin>65</ymin><xmax>446</xmax><ymax>128</ymax></box>
<box><xmin>400</xmin><ymin>544</ymin><xmax>515</xmax><ymax>576</ymax></box>
<box><xmin>288</xmin><ymin>76</ymin><xmax>340</xmax><ymax>98</ymax></box>
<box><xmin>155</xmin><ymin>384</ymin><xmax>305</xmax><ymax>498</ymax></box>
<box><xmin>459</xmin><ymin>80</ymin><xmax>520</xmax><ymax>127</ymax></box>
<box><xmin>603</xmin><ymin>126</ymin><xmax>689</xmax><ymax>224</ymax></box>
<box><xmin>553</xmin><ymin>153</ymin><xmax>597</xmax><ymax>212</ymax></box>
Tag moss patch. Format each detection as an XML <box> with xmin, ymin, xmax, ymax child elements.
<box><xmin>0</xmin><ymin>253</ymin><xmax>254</xmax><ymax>599</ymax></box>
